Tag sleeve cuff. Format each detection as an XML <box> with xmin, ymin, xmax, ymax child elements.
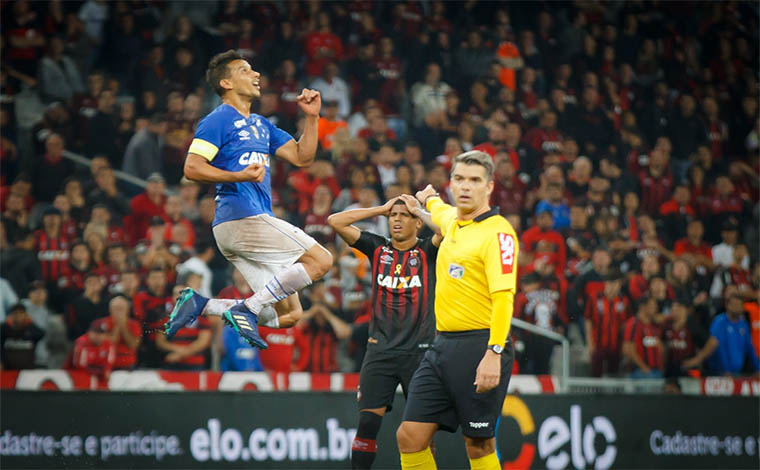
<box><xmin>425</xmin><ymin>196</ymin><xmax>442</xmax><ymax>212</ymax></box>
<box><xmin>188</xmin><ymin>138</ymin><xmax>219</xmax><ymax>161</ymax></box>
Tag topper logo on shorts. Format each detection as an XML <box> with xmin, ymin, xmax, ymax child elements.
<box><xmin>469</xmin><ymin>422</ymin><xmax>489</xmax><ymax>429</ymax></box>
<box><xmin>498</xmin><ymin>233</ymin><xmax>515</xmax><ymax>274</ymax></box>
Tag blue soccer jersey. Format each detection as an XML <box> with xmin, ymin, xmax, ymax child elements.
<box><xmin>188</xmin><ymin>104</ymin><xmax>293</xmax><ymax>226</ymax></box>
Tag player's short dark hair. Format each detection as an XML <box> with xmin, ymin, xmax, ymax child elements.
<box><xmin>207</xmin><ymin>50</ymin><xmax>245</xmax><ymax>97</ymax></box>
<box><xmin>391</xmin><ymin>198</ymin><xmax>418</xmax><ymax>218</ymax></box>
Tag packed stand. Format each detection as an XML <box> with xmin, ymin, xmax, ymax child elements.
<box><xmin>1</xmin><ymin>0</ymin><xmax>758</xmax><ymax>382</ymax></box>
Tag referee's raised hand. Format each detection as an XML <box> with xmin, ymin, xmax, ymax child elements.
<box><xmin>474</xmin><ymin>349</ymin><xmax>502</xmax><ymax>393</ymax></box>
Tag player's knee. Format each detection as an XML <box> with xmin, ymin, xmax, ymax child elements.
<box><xmin>309</xmin><ymin>245</ymin><xmax>333</xmax><ymax>279</ymax></box>
<box><xmin>396</xmin><ymin>423</ymin><xmax>423</xmax><ymax>453</ymax></box>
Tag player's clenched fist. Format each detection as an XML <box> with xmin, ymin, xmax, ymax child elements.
<box><xmin>297</xmin><ymin>88</ymin><xmax>321</xmax><ymax>117</ymax></box>
<box><xmin>240</xmin><ymin>163</ymin><xmax>265</xmax><ymax>183</ymax></box>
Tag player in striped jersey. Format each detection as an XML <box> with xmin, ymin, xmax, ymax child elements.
<box><xmin>328</xmin><ymin>195</ymin><xmax>440</xmax><ymax>469</ymax></box>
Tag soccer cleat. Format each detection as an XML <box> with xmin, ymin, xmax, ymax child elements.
<box><xmin>223</xmin><ymin>302</ymin><xmax>268</xmax><ymax>349</ymax></box>
<box><xmin>164</xmin><ymin>287</ymin><xmax>209</xmax><ymax>339</ymax></box>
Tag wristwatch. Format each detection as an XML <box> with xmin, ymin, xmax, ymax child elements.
<box><xmin>488</xmin><ymin>344</ymin><xmax>503</xmax><ymax>354</ymax></box>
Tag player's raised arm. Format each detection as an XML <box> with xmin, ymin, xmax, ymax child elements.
<box><xmin>275</xmin><ymin>89</ymin><xmax>321</xmax><ymax>167</ymax></box>
<box><xmin>184</xmin><ymin>153</ymin><xmax>265</xmax><ymax>184</ymax></box>
<box><xmin>327</xmin><ymin>197</ymin><xmax>398</xmax><ymax>245</ymax></box>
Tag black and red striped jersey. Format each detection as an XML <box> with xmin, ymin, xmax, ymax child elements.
<box><xmin>624</xmin><ymin>316</ymin><xmax>664</xmax><ymax>371</ymax></box>
<box><xmin>585</xmin><ymin>293</ymin><xmax>631</xmax><ymax>353</ymax></box>
<box><xmin>298</xmin><ymin>321</ymin><xmax>339</xmax><ymax>373</ymax></box>
<box><xmin>34</xmin><ymin>229</ymin><xmax>70</xmax><ymax>282</ymax></box>
<box><xmin>132</xmin><ymin>289</ymin><xmax>173</xmax><ymax>343</ymax></box>
<box><xmin>351</xmin><ymin>232</ymin><xmax>437</xmax><ymax>353</ymax></box>
<box><xmin>164</xmin><ymin>316</ymin><xmax>211</xmax><ymax>369</ymax></box>
<box><xmin>663</xmin><ymin>321</ymin><xmax>696</xmax><ymax>370</ymax></box>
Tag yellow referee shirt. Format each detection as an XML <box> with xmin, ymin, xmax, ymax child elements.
<box><xmin>426</xmin><ymin>197</ymin><xmax>519</xmax><ymax>346</ymax></box>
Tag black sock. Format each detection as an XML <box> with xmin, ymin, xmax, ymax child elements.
<box><xmin>351</xmin><ymin>411</ymin><xmax>383</xmax><ymax>469</ymax></box>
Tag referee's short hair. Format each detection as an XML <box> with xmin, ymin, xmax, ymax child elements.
<box><xmin>207</xmin><ymin>50</ymin><xmax>245</xmax><ymax>97</ymax></box>
<box><xmin>451</xmin><ymin>150</ymin><xmax>495</xmax><ymax>181</ymax></box>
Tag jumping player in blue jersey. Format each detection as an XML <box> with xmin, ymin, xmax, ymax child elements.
<box><xmin>164</xmin><ymin>50</ymin><xmax>333</xmax><ymax>349</ymax></box>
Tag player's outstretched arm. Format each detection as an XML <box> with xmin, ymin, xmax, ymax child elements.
<box><xmin>184</xmin><ymin>153</ymin><xmax>265</xmax><ymax>183</ymax></box>
<box><xmin>275</xmin><ymin>89</ymin><xmax>321</xmax><ymax>167</ymax></box>
<box><xmin>328</xmin><ymin>197</ymin><xmax>399</xmax><ymax>245</ymax></box>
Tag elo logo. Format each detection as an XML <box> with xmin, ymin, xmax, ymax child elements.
<box><xmin>499</xmin><ymin>397</ymin><xmax>617</xmax><ymax>469</ymax></box>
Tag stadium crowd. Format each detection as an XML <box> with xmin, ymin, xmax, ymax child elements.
<box><xmin>1</xmin><ymin>0</ymin><xmax>758</xmax><ymax>382</ymax></box>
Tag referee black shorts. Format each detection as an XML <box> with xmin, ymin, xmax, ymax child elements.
<box><xmin>402</xmin><ymin>330</ymin><xmax>514</xmax><ymax>438</ymax></box>
<box><xmin>357</xmin><ymin>347</ymin><xmax>425</xmax><ymax>412</ymax></box>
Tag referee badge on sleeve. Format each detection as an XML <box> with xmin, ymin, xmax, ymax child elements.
<box><xmin>448</xmin><ymin>263</ymin><xmax>465</xmax><ymax>279</ymax></box>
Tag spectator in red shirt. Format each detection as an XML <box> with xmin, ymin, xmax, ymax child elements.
<box><xmin>96</xmin><ymin>243</ymin><xmax>129</xmax><ymax>290</ymax></box>
<box><xmin>52</xmin><ymin>194</ymin><xmax>79</xmax><ymax>242</ymax></box>
<box><xmin>663</xmin><ymin>298</ymin><xmax>697</xmax><ymax>378</ymax></box>
<box><xmin>473</xmin><ymin>121</ymin><xmax>507</xmax><ymax>159</ymax></box>
<box><xmin>358</xmin><ymin>115</ymin><xmax>397</xmax><ymax>149</ymax></box>
<box><xmin>35</xmin><ymin>207</ymin><xmax>70</xmax><ymax>286</ymax></box>
<box><xmin>297</xmin><ymin>293</ymin><xmax>352</xmax><ymax>373</ymax></box>
<box><xmin>702</xmin><ymin>97</ymin><xmax>728</xmax><ymax>161</ymax></box>
<box><xmin>55</xmin><ymin>240</ymin><xmax>90</xmax><ymax>303</ymax></box>
<box><xmin>585</xmin><ymin>271</ymin><xmax>631</xmax><ymax>377</ymax></box>
<box><xmin>372</xmin><ymin>37</ymin><xmax>404</xmax><ymax>116</ymax></box>
<box><xmin>126</xmin><ymin>173</ymin><xmax>166</xmax><ymax>245</ymax></box>
<box><xmin>71</xmin><ymin>318</ymin><xmax>115</xmax><ymax>382</ymax></box>
<box><xmin>491</xmin><ymin>157</ymin><xmax>527</xmax><ymax>218</ymax></box>
<box><xmin>303</xmin><ymin>12</ymin><xmax>344</xmax><ymax>78</ymax></box>
<box><xmin>623</xmin><ymin>296</ymin><xmax>664</xmax><ymax>378</ymax></box>
<box><xmin>521</xmin><ymin>208</ymin><xmax>567</xmax><ymax>270</ymax></box>
<box><xmin>271</xmin><ymin>59</ymin><xmax>301</xmax><ymax>122</ymax></box>
<box><xmin>100</xmin><ymin>295</ymin><xmax>141</xmax><ymax>370</ymax></box>
<box><xmin>673</xmin><ymin>220</ymin><xmax>714</xmax><ymax>272</ymax></box>
<box><xmin>302</xmin><ymin>184</ymin><xmax>336</xmax><ymax>244</ymax></box>
<box><xmin>164</xmin><ymin>194</ymin><xmax>195</xmax><ymax>249</ymax></box>
<box><xmin>288</xmin><ymin>160</ymin><xmax>341</xmax><ymax>216</ymax></box>
<box><xmin>523</xmin><ymin>110</ymin><xmax>564</xmax><ymax>164</ymax></box>
<box><xmin>659</xmin><ymin>183</ymin><xmax>695</xmax><ymax>244</ymax></box>
<box><xmin>133</xmin><ymin>267</ymin><xmax>173</xmax><ymax>368</ymax></box>
<box><xmin>708</xmin><ymin>174</ymin><xmax>746</xmax><ymax>230</ymax></box>
<box><xmin>638</xmin><ymin>147</ymin><xmax>674</xmax><ymax>215</ymax></box>
<box><xmin>627</xmin><ymin>254</ymin><xmax>660</xmax><ymax>302</ymax></box>
<box><xmin>89</xmin><ymin>203</ymin><xmax>127</xmax><ymax>245</ymax></box>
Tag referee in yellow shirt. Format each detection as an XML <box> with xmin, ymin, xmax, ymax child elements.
<box><xmin>396</xmin><ymin>151</ymin><xmax>518</xmax><ymax>470</ymax></box>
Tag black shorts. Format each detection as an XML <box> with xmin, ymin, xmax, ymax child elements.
<box><xmin>357</xmin><ymin>348</ymin><xmax>425</xmax><ymax>412</ymax></box>
<box><xmin>402</xmin><ymin>330</ymin><xmax>514</xmax><ymax>438</ymax></box>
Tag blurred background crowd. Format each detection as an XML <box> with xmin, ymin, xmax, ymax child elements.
<box><xmin>0</xmin><ymin>0</ymin><xmax>758</xmax><ymax>383</ymax></box>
